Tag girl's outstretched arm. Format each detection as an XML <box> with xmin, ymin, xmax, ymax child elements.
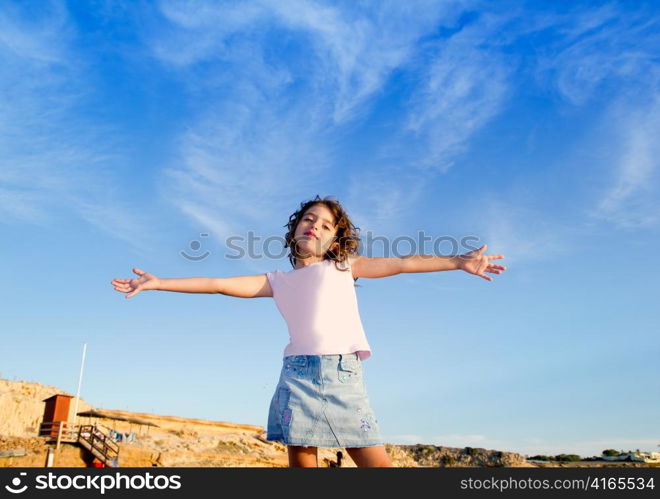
<box><xmin>350</xmin><ymin>244</ymin><xmax>506</xmax><ymax>281</ymax></box>
<box><xmin>111</xmin><ymin>268</ymin><xmax>273</xmax><ymax>298</ymax></box>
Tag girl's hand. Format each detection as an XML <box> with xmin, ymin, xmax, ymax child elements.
<box><xmin>457</xmin><ymin>244</ymin><xmax>506</xmax><ymax>282</ymax></box>
<box><xmin>111</xmin><ymin>268</ymin><xmax>161</xmax><ymax>299</ymax></box>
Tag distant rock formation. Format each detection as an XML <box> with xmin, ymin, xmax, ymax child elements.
<box><xmin>396</xmin><ymin>444</ymin><xmax>529</xmax><ymax>467</ymax></box>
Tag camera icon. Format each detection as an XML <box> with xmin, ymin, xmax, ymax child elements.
<box><xmin>5</xmin><ymin>472</ymin><xmax>28</xmax><ymax>494</ymax></box>
<box><xmin>180</xmin><ymin>233</ymin><xmax>211</xmax><ymax>261</ymax></box>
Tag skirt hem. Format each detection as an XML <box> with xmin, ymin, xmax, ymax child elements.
<box><xmin>266</xmin><ymin>434</ymin><xmax>384</xmax><ymax>448</ymax></box>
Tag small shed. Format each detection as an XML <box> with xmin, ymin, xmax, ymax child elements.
<box><xmin>41</xmin><ymin>394</ymin><xmax>74</xmax><ymax>437</ymax></box>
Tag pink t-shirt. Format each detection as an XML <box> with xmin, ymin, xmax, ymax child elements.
<box><xmin>266</xmin><ymin>258</ymin><xmax>372</xmax><ymax>360</ymax></box>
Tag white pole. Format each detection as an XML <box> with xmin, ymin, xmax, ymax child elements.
<box><xmin>72</xmin><ymin>343</ymin><xmax>87</xmax><ymax>426</ymax></box>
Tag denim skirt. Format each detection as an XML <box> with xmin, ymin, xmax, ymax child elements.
<box><xmin>266</xmin><ymin>353</ymin><xmax>383</xmax><ymax>448</ymax></box>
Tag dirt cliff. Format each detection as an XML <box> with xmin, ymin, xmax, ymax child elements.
<box><xmin>0</xmin><ymin>379</ymin><xmax>530</xmax><ymax>468</ymax></box>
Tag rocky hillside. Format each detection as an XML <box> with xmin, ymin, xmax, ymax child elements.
<box><xmin>0</xmin><ymin>379</ymin><xmax>531</xmax><ymax>468</ymax></box>
<box><xmin>0</xmin><ymin>379</ymin><xmax>94</xmax><ymax>437</ymax></box>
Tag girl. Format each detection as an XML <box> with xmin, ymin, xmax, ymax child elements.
<box><xmin>111</xmin><ymin>195</ymin><xmax>506</xmax><ymax>467</ymax></box>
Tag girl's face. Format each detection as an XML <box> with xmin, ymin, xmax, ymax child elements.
<box><xmin>293</xmin><ymin>203</ymin><xmax>339</xmax><ymax>260</ymax></box>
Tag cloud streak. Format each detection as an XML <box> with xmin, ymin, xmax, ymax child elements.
<box><xmin>403</xmin><ymin>13</ymin><xmax>513</xmax><ymax>172</ymax></box>
<box><xmin>0</xmin><ymin>1</ymin><xmax>159</xmax><ymax>252</ymax></box>
<box><xmin>589</xmin><ymin>97</ymin><xmax>660</xmax><ymax>229</ymax></box>
<box><xmin>148</xmin><ymin>1</ymin><xmax>523</xmax><ymax>242</ymax></box>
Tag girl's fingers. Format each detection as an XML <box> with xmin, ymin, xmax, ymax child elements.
<box><xmin>112</xmin><ymin>272</ymin><xmax>143</xmax><ymax>297</ymax></box>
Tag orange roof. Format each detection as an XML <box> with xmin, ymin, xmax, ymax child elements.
<box><xmin>42</xmin><ymin>393</ymin><xmax>75</xmax><ymax>402</ymax></box>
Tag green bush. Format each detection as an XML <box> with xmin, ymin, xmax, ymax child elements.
<box><xmin>421</xmin><ymin>445</ymin><xmax>435</xmax><ymax>455</ymax></box>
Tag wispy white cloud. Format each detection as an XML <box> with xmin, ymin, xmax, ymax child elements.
<box><xmin>0</xmin><ymin>187</ymin><xmax>51</xmax><ymax>226</ymax></box>
<box><xmin>159</xmin><ymin>100</ymin><xmax>334</xmax><ymax>257</ymax></box>
<box><xmin>476</xmin><ymin>4</ymin><xmax>660</xmax><ymax>237</ymax></box>
<box><xmin>72</xmin><ymin>199</ymin><xmax>157</xmax><ymax>254</ymax></box>
<box><xmin>587</xmin><ymin>97</ymin><xmax>660</xmax><ymax>229</ymax></box>
<box><xmin>0</xmin><ymin>1</ymin><xmax>160</xmax><ymax>252</ymax></box>
<box><xmin>345</xmin><ymin>12</ymin><xmax>515</xmax><ymax>233</ymax></box>
<box><xmin>151</xmin><ymin>4</ymin><xmax>552</xmax><ymax>250</ymax></box>
<box><xmin>0</xmin><ymin>3</ymin><xmax>85</xmax><ymax>224</ymax></box>
<box><xmin>153</xmin><ymin>0</ymin><xmax>461</xmax><ymax>122</ymax></box>
<box><xmin>147</xmin><ymin>0</ymin><xmax>470</xmax><ymax>253</ymax></box>
<box><xmin>403</xmin><ymin>14</ymin><xmax>513</xmax><ymax>172</ymax></box>
<box><xmin>147</xmin><ymin>0</ymin><xmax>660</xmax><ymax>262</ymax></box>
<box><xmin>151</xmin><ymin>0</ymin><xmax>265</xmax><ymax>67</ymax></box>
<box><xmin>267</xmin><ymin>0</ymin><xmax>459</xmax><ymax>124</ymax></box>
<box><xmin>0</xmin><ymin>0</ymin><xmax>71</xmax><ymax>63</ymax></box>
<box><xmin>539</xmin><ymin>5</ymin><xmax>658</xmax><ymax>105</ymax></box>
<box><xmin>533</xmin><ymin>4</ymin><xmax>660</xmax><ymax>229</ymax></box>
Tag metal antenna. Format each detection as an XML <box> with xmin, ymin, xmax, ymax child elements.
<box><xmin>72</xmin><ymin>343</ymin><xmax>87</xmax><ymax>425</ymax></box>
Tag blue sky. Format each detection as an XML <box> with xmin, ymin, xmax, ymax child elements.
<box><xmin>2</xmin><ymin>0</ymin><xmax>659</xmax><ymax>458</ymax></box>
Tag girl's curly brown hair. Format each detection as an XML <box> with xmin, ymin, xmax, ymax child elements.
<box><xmin>283</xmin><ymin>195</ymin><xmax>361</xmax><ymax>281</ymax></box>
